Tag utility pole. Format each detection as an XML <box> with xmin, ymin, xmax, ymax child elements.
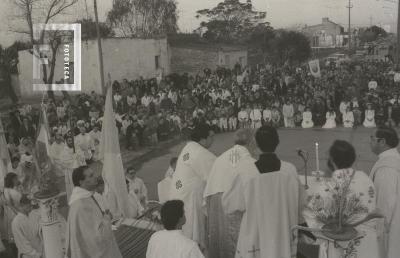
<box><xmin>347</xmin><ymin>0</ymin><xmax>353</xmax><ymax>52</ymax></box>
<box><xmin>397</xmin><ymin>0</ymin><xmax>400</xmax><ymax>65</ymax></box>
<box><xmin>370</xmin><ymin>15</ymin><xmax>373</xmax><ymax>26</ymax></box>
<box><xmin>94</xmin><ymin>0</ymin><xmax>106</xmax><ymax>95</ymax></box>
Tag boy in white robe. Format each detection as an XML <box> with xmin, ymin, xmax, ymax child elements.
<box><xmin>203</xmin><ymin>129</ymin><xmax>254</xmax><ymax>258</ymax></box>
<box><xmin>250</xmin><ymin>104</ymin><xmax>262</xmax><ymax>129</ymax></box>
<box><xmin>238</xmin><ymin>107</ymin><xmax>249</xmax><ymax>129</ymax></box>
<box><xmin>170</xmin><ymin>123</ymin><xmax>216</xmax><ymax>250</ymax></box>
<box><xmin>222</xmin><ymin>125</ymin><xmax>300</xmax><ymax>258</ymax></box>
<box><xmin>301</xmin><ymin>108</ymin><xmax>314</xmax><ymax>128</ymax></box>
<box><xmin>146</xmin><ymin>200</ymin><xmax>204</xmax><ymax>258</ymax></box>
<box><xmin>65</xmin><ymin>166</ymin><xmax>122</xmax><ymax>258</ymax></box>
<box><xmin>369</xmin><ymin>127</ymin><xmax>400</xmax><ymax>258</ymax></box>
<box><xmin>11</xmin><ymin>195</ymin><xmax>43</xmax><ymax>258</ymax></box>
<box><xmin>74</xmin><ymin>125</ymin><xmax>95</xmax><ymax>163</ymax></box>
<box><xmin>343</xmin><ymin>107</ymin><xmax>354</xmax><ymax>128</ymax></box>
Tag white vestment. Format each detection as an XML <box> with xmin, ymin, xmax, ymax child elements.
<box><xmin>66</xmin><ymin>187</ymin><xmax>122</xmax><ymax>258</ymax></box>
<box><xmin>169</xmin><ymin>141</ymin><xmax>216</xmax><ymax>248</ymax></box>
<box><xmin>74</xmin><ymin>133</ymin><xmax>95</xmax><ymax>161</ymax></box>
<box><xmin>301</xmin><ymin>111</ymin><xmax>314</xmax><ymax>128</ymax></box>
<box><xmin>222</xmin><ymin>159</ymin><xmax>299</xmax><ymax>258</ymax></box>
<box><xmin>343</xmin><ymin>111</ymin><xmax>354</xmax><ymax>128</ymax></box>
<box><xmin>203</xmin><ymin>145</ymin><xmax>252</xmax><ymax>201</ymax></box>
<box><xmin>127</xmin><ymin>177</ymin><xmax>148</xmax><ymax>207</ymax></box>
<box><xmin>322</xmin><ymin>112</ymin><xmax>336</xmax><ymax>128</ymax></box>
<box><xmin>50</xmin><ymin>141</ymin><xmax>66</xmax><ymax>177</ymax></box>
<box><xmin>158</xmin><ymin>177</ymin><xmax>172</xmax><ymax>204</ymax></box>
<box><xmin>370</xmin><ymin>148</ymin><xmax>400</xmax><ymax>258</ymax></box>
<box><xmin>203</xmin><ymin>145</ymin><xmax>252</xmax><ymax>258</ymax></box>
<box><xmin>11</xmin><ymin>212</ymin><xmax>42</xmax><ymax>258</ymax></box>
<box><xmin>146</xmin><ymin>230</ymin><xmax>204</xmax><ymax>258</ymax></box>
<box><xmin>363</xmin><ymin>110</ymin><xmax>376</xmax><ymax>128</ymax></box>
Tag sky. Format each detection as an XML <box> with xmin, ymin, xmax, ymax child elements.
<box><xmin>0</xmin><ymin>0</ymin><xmax>398</xmax><ymax>47</ymax></box>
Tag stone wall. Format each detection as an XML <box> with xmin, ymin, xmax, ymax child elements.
<box><xmin>16</xmin><ymin>38</ymin><xmax>170</xmax><ymax>97</ymax></box>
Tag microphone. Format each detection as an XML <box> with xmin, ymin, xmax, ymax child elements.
<box><xmin>296</xmin><ymin>148</ymin><xmax>308</xmax><ymax>158</ymax></box>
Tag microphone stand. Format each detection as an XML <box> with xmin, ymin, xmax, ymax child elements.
<box><xmin>298</xmin><ymin>151</ymin><xmax>309</xmax><ymax>190</ymax></box>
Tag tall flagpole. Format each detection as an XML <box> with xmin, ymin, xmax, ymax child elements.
<box><xmin>397</xmin><ymin>0</ymin><xmax>400</xmax><ymax>64</ymax></box>
<box><xmin>94</xmin><ymin>0</ymin><xmax>106</xmax><ymax>95</ymax></box>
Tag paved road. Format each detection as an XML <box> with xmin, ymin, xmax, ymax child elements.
<box><xmin>137</xmin><ymin>127</ymin><xmax>383</xmax><ymax>200</ymax></box>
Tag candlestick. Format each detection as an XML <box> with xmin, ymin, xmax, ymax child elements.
<box><xmin>315</xmin><ymin>142</ymin><xmax>320</xmax><ymax>180</ymax></box>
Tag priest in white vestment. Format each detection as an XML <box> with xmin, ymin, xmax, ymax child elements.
<box><xmin>158</xmin><ymin>157</ymin><xmax>178</xmax><ymax>203</ymax></box>
<box><xmin>369</xmin><ymin>127</ymin><xmax>400</xmax><ymax>258</ymax></box>
<box><xmin>203</xmin><ymin>128</ymin><xmax>255</xmax><ymax>258</ymax></box>
<box><xmin>169</xmin><ymin>123</ymin><xmax>216</xmax><ymax>250</ymax></box>
<box><xmin>146</xmin><ymin>200</ymin><xmax>204</xmax><ymax>258</ymax></box>
<box><xmin>11</xmin><ymin>195</ymin><xmax>43</xmax><ymax>258</ymax></box>
<box><xmin>222</xmin><ymin>125</ymin><xmax>300</xmax><ymax>258</ymax></box>
<box><xmin>126</xmin><ymin>166</ymin><xmax>148</xmax><ymax>208</ymax></box>
<box><xmin>65</xmin><ymin>166</ymin><xmax>122</xmax><ymax>258</ymax></box>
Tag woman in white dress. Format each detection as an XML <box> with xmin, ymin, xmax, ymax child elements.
<box><xmin>301</xmin><ymin>107</ymin><xmax>314</xmax><ymax>128</ymax></box>
<box><xmin>363</xmin><ymin>103</ymin><xmax>376</xmax><ymax>128</ymax></box>
<box><xmin>304</xmin><ymin>140</ymin><xmax>381</xmax><ymax>258</ymax></box>
<box><xmin>322</xmin><ymin>109</ymin><xmax>336</xmax><ymax>128</ymax></box>
<box><xmin>1</xmin><ymin>173</ymin><xmax>22</xmax><ymax>245</ymax></box>
<box><xmin>343</xmin><ymin>106</ymin><xmax>354</xmax><ymax>128</ymax></box>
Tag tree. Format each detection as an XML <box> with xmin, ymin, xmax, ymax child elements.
<box><xmin>195</xmin><ymin>0</ymin><xmax>267</xmax><ymax>43</ymax></box>
<box><xmin>0</xmin><ymin>44</ymin><xmax>20</xmax><ymax>103</ymax></box>
<box><xmin>10</xmin><ymin>0</ymin><xmax>79</xmax><ymax>101</ymax></box>
<box><xmin>77</xmin><ymin>18</ymin><xmax>115</xmax><ymax>40</ymax></box>
<box><xmin>266</xmin><ymin>30</ymin><xmax>311</xmax><ymax>65</ymax></box>
<box><xmin>107</xmin><ymin>0</ymin><xmax>178</xmax><ymax>38</ymax></box>
<box><xmin>359</xmin><ymin>26</ymin><xmax>388</xmax><ymax>43</ymax></box>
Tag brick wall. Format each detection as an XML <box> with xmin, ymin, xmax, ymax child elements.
<box><xmin>170</xmin><ymin>47</ymin><xmax>219</xmax><ymax>74</ymax></box>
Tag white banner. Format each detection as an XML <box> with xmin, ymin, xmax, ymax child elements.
<box><xmin>309</xmin><ymin>59</ymin><xmax>321</xmax><ymax>78</ymax></box>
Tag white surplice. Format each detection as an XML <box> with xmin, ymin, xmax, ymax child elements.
<box><xmin>370</xmin><ymin>148</ymin><xmax>400</xmax><ymax>258</ymax></box>
<box><xmin>169</xmin><ymin>141</ymin><xmax>216</xmax><ymax>248</ymax></box>
<box><xmin>146</xmin><ymin>230</ymin><xmax>204</xmax><ymax>258</ymax></box>
<box><xmin>11</xmin><ymin>212</ymin><xmax>42</xmax><ymax>258</ymax></box>
<box><xmin>222</xmin><ymin>159</ymin><xmax>299</xmax><ymax>258</ymax></box>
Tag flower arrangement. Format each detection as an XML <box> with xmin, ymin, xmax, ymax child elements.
<box><xmin>306</xmin><ymin>169</ymin><xmax>372</xmax><ymax>241</ymax></box>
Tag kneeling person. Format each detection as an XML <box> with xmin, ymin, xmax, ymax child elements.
<box><xmin>146</xmin><ymin>200</ymin><xmax>204</xmax><ymax>258</ymax></box>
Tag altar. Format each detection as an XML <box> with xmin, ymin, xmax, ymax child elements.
<box><xmin>114</xmin><ymin>218</ymin><xmax>163</xmax><ymax>258</ymax></box>
<box><xmin>297</xmin><ymin>174</ymin><xmax>380</xmax><ymax>258</ymax></box>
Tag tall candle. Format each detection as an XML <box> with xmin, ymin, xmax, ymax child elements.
<box><xmin>315</xmin><ymin>142</ymin><xmax>319</xmax><ymax>172</ymax></box>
